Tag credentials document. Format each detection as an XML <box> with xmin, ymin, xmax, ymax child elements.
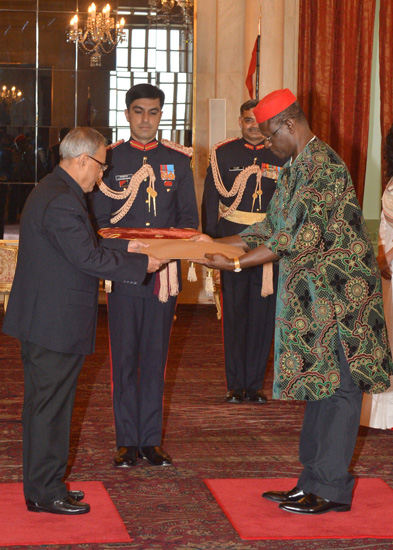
<box><xmin>98</xmin><ymin>227</ymin><xmax>245</xmax><ymax>260</ymax></box>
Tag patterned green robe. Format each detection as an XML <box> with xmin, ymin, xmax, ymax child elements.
<box><xmin>240</xmin><ymin>138</ymin><xmax>393</xmax><ymax>401</ymax></box>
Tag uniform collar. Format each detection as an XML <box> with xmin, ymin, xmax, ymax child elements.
<box><xmin>129</xmin><ymin>138</ymin><xmax>159</xmax><ymax>151</ymax></box>
<box><xmin>242</xmin><ymin>138</ymin><xmax>265</xmax><ymax>151</ymax></box>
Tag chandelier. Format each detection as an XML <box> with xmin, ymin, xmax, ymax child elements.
<box><xmin>147</xmin><ymin>0</ymin><xmax>194</xmax><ymax>42</ymax></box>
<box><xmin>1</xmin><ymin>85</ymin><xmax>23</xmax><ymax>104</ymax></box>
<box><xmin>67</xmin><ymin>3</ymin><xmax>126</xmax><ymax>67</ymax></box>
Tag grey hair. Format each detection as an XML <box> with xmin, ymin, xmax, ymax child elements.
<box><xmin>60</xmin><ymin>127</ymin><xmax>106</xmax><ymax>160</ymax></box>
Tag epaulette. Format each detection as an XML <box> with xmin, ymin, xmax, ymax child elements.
<box><xmin>212</xmin><ymin>137</ymin><xmax>239</xmax><ymax>152</ymax></box>
<box><xmin>161</xmin><ymin>139</ymin><xmax>193</xmax><ymax>157</ymax></box>
<box><xmin>106</xmin><ymin>139</ymin><xmax>124</xmax><ymax>150</ymax></box>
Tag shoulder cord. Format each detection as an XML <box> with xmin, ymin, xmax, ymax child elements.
<box><xmin>161</xmin><ymin>139</ymin><xmax>193</xmax><ymax>157</ymax></box>
<box><xmin>210</xmin><ymin>140</ymin><xmax>262</xmax><ymax>218</ymax></box>
<box><xmin>97</xmin><ymin>164</ymin><xmax>156</xmax><ymax>224</ymax></box>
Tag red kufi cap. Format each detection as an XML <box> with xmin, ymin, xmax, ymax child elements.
<box><xmin>253</xmin><ymin>89</ymin><xmax>297</xmax><ymax>123</ymax></box>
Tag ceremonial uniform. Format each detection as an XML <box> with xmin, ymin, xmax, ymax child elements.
<box><xmin>90</xmin><ymin>138</ymin><xmax>198</xmax><ymax>448</ymax></box>
<box><xmin>202</xmin><ymin>137</ymin><xmax>286</xmax><ymax>395</ymax></box>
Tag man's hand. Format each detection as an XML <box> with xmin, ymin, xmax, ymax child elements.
<box><xmin>127</xmin><ymin>239</ymin><xmax>149</xmax><ymax>253</ymax></box>
<box><xmin>189</xmin><ymin>233</ymin><xmax>213</xmax><ymax>243</ymax></box>
<box><xmin>192</xmin><ymin>252</ymin><xmax>234</xmax><ymax>271</ymax></box>
<box><xmin>147</xmin><ymin>255</ymin><xmax>170</xmax><ymax>273</ymax></box>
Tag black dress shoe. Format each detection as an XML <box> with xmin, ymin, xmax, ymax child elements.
<box><xmin>68</xmin><ymin>489</ymin><xmax>84</xmax><ymax>501</ymax></box>
<box><xmin>26</xmin><ymin>496</ymin><xmax>90</xmax><ymax>515</ymax></box>
<box><xmin>139</xmin><ymin>446</ymin><xmax>172</xmax><ymax>466</ymax></box>
<box><xmin>278</xmin><ymin>493</ymin><xmax>351</xmax><ymax>514</ymax></box>
<box><xmin>263</xmin><ymin>486</ymin><xmax>307</xmax><ymax>503</ymax></box>
<box><xmin>113</xmin><ymin>446</ymin><xmax>138</xmax><ymax>467</ymax></box>
<box><xmin>225</xmin><ymin>389</ymin><xmax>243</xmax><ymax>403</ymax></box>
<box><xmin>244</xmin><ymin>389</ymin><xmax>267</xmax><ymax>403</ymax></box>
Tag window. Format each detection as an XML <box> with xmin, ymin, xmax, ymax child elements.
<box><xmin>110</xmin><ymin>23</ymin><xmax>193</xmax><ymax>145</ymax></box>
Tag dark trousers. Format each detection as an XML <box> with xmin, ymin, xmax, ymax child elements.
<box><xmin>221</xmin><ymin>263</ymin><xmax>278</xmax><ymax>391</ymax></box>
<box><xmin>108</xmin><ymin>292</ymin><xmax>176</xmax><ymax>447</ymax></box>
<box><xmin>21</xmin><ymin>341</ymin><xmax>85</xmax><ymax>504</ymax></box>
<box><xmin>297</xmin><ymin>344</ymin><xmax>363</xmax><ymax>504</ymax></box>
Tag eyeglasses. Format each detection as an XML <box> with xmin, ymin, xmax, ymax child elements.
<box><xmin>262</xmin><ymin>120</ymin><xmax>287</xmax><ymax>143</ymax></box>
<box><xmin>86</xmin><ymin>155</ymin><xmax>108</xmax><ymax>172</ymax></box>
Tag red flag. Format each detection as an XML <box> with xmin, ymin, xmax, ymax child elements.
<box><xmin>246</xmin><ymin>36</ymin><xmax>259</xmax><ymax>99</ymax></box>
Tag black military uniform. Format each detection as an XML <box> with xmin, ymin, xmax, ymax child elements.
<box><xmin>202</xmin><ymin>137</ymin><xmax>286</xmax><ymax>399</ymax></box>
<box><xmin>91</xmin><ymin>138</ymin><xmax>198</xmax><ymax>449</ymax></box>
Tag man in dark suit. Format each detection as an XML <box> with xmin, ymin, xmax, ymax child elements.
<box><xmin>2</xmin><ymin>127</ymin><xmax>164</xmax><ymax>515</ymax></box>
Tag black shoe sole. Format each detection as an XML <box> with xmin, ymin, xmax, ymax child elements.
<box><xmin>141</xmin><ymin>456</ymin><xmax>172</xmax><ymax>466</ymax></box>
<box><xmin>26</xmin><ymin>503</ymin><xmax>90</xmax><ymax>515</ymax></box>
<box><xmin>279</xmin><ymin>504</ymin><xmax>351</xmax><ymax>515</ymax></box>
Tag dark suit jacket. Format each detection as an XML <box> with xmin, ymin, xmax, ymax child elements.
<box><xmin>2</xmin><ymin>165</ymin><xmax>148</xmax><ymax>355</ymax></box>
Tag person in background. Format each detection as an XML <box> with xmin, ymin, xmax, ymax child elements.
<box><xmin>193</xmin><ymin>89</ymin><xmax>392</xmax><ymax>515</ymax></box>
<box><xmin>2</xmin><ymin>127</ymin><xmax>164</xmax><ymax>515</ymax></box>
<box><xmin>0</xmin><ymin>131</ymin><xmax>13</xmax><ymax>237</ymax></box>
<box><xmin>202</xmin><ymin>99</ymin><xmax>287</xmax><ymax>404</ymax></box>
<box><xmin>46</xmin><ymin>127</ymin><xmax>70</xmax><ymax>173</ymax></box>
<box><xmin>362</xmin><ymin>124</ymin><xmax>393</xmax><ymax>429</ymax></box>
<box><xmin>90</xmin><ymin>83</ymin><xmax>199</xmax><ymax>468</ymax></box>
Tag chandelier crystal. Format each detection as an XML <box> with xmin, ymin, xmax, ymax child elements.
<box><xmin>67</xmin><ymin>3</ymin><xmax>126</xmax><ymax>67</ymax></box>
<box><xmin>147</xmin><ymin>0</ymin><xmax>194</xmax><ymax>42</ymax></box>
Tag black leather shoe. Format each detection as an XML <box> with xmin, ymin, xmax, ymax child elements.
<box><xmin>225</xmin><ymin>389</ymin><xmax>243</xmax><ymax>403</ymax></box>
<box><xmin>278</xmin><ymin>493</ymin><xmax>351</xmax><ymax>514</ymax></box>
<box><xmin>139</xmin><ymin>446</ymin><xmax>172</xmax><ymax>466</ymax></box>
<box><xmin>244</xmin><ymin>389</ymin><xmax>267</xmax><ymax>403</ymax></box>
<box><xmin>113</xmin><ymin>446</ymin><xmax>138</xmax><ymax>467</ymax></box>
<box><xmin>262</xmin><ymin>486</ymin><xmax>307</xmax><ymax>503</ymax></box>
<box><xmin>26</xmin><ymin>496</ymin><xmax>90</xmax><ymax>515</ymax></box>
<box><xmin>68</xmin><ymin>489</ymin><xmax>84</xmax><ymax>501</ymax></box>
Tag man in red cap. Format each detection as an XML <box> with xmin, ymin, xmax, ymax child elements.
<box><xmin>193</xmin><ymin>89</ymin><xmax>393</xmax><ymax>514</ymax></box>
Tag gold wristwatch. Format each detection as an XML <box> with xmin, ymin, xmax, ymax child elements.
<box><xmin>233</xmin><ymin>257</ymin><xmax>242</xmax><ymax>272</ymax></box>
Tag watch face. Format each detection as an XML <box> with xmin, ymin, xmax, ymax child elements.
<box><xmin>234</xmin><ymin>267</ymin><xmax>242</xmax><ymax>272</ymax></box>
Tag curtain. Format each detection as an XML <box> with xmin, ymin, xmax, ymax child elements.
<box><xmin>379</xmin><ymin>0</ymin><xmax>393</xmax><ymax>187</ymax></box>
<box><xmin>297</xmin><ymin>0</ymin><xmax>376</xmax><ymax>205</ymax></box>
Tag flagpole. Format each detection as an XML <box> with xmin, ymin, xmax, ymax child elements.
<box><xmin>255</xmin><ymin>14</ymin><xmax>261</xmax><ymax>100</ymax></box>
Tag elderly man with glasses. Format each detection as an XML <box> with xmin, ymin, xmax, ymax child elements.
<box><xmin>3</xmin><ymin>127</ymin><xmax>164</xmax><ymax>515</ymax></box>
<box><xmin>193</xmin><ymin>89</ymin><xmax>393</xmax><ymax>515</ymax></box>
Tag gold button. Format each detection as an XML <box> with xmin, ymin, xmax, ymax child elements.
<box><xmin>145</xmin><ymin>222</ymin><xmax>150</xmax><ymax>226</ymax></box>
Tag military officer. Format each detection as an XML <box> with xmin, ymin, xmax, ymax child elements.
<box><xmin>91</xmin><ymin>83</ymin><xmax>199</xmax><ymax>467</ymax></box>
<box><xmin>202</xmin><ymin>99</ymin><xmax>287</xmax><ymax>404</ymax></box>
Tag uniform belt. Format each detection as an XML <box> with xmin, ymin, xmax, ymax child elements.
<box><xmin>219</xmin><ymin>201</ymin><xmax>266</xmax><ymax>225</ymax></box>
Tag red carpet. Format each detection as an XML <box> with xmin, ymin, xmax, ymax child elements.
<box><xmin>0</xmin><ymin>481</ymin><xmax>132</xmax><ymax>546</ymax></box>
<box><xmin>204</xmin><ymin>477</ymin><xmax>393</xmax><ymax>540</ymax></box>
